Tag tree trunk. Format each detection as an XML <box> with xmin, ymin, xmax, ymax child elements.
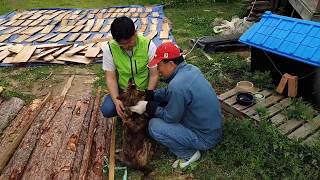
<box><xmin>0</xmin><ymin>97</ymin><xmax>25</xmax><ymax>134</ymax></box>
<box><xmin>22</xmin><ymin>99</ymin><xmax>76</xmax><ymax>180</ymax></box>
<box><xmin>78</xmin><ymin>89</ymin><xmax>101</xmax><ymax>180</ymax></box>
<box><xmin>70</xmin><ymin>97</ymin><xmax>94</xmax><ymax>180</ymax></box>
<box><xmin>88</xmin><ymin>112</ymin><xmax>110</xmax><ymax>180</ymax></box>
<box><xmin>51</xmin><ymin>99</ymin><xmax>90</xmax><ymax>180</ymax></box>
<box><xmin>0</xmin><ymin>94</ymin><xmax>50</xmax><ymax>174</ymax></box>
<box><xmin>0</xmin><ymin>102</ymin><xmax>51</xmax><ymax>180</ymax></box>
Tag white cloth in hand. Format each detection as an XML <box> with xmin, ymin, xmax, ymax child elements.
<box><xmin>129</xmin><ymin>101</ymin><xmax>148</xmax><ymax>114</ymax></box>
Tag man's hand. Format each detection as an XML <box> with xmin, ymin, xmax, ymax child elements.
<box><xmin>129</xmin><ymin>101</ymin><xmax>148</xmax><ymax>114</ymax></box>
<box><xmin>114</xmin><ymin>99</ymin><xmax>125</xmax><ymax>118</ymax></box>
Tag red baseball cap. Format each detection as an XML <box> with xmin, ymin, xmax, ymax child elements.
<box><xmin>148</xmin><ymin>42</ymin><xmax>182</xmax><ymax>68</ymax></box>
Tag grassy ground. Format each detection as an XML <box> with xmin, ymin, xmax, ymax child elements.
<box><xmin>1</xmin><ymin>0</ymin><xmax>320</xmax><ymax>179</ymax></box>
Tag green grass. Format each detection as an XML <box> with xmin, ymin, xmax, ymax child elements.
<box><xmin>1</xmin><ymin>0</ymin><xmax>320</xmax><ymax>179</ymax></box>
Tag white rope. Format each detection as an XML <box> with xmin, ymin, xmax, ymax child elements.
<box><xmin>246</xmin><ymin>0</ymin><xmax>257</xmax><ymax>19</ymax></box>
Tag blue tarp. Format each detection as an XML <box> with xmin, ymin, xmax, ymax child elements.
<box><xmin>239</xmin><ymin>11</ymin><xmax>320</xmax><ymax>67</ymax></box>
<box><xmin>0</xmin><ymin>5</ymin><xmax>176</xmax><ymax>67</ymax></box>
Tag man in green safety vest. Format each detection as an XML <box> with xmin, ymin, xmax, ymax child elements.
<box><xmin>100</xmin><ymin>16</ymin><xmax>158</xmax><ymax>119</ymax></box>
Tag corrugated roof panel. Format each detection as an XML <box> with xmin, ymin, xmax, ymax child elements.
<box><xmin>240</xmin><ymin>11</ymin><xmax>320</xmax><ymax>67</ymax></box>
<box><xmin>309</xmin><ymin>27</ymin><xmax>320</xmax><ymax>37</ymax></box>
<box><xmin>309</xmin><ymin>37</ymin><xmax>320</xmax><ymax>47</ymax></box>
<box><xmin>278</xmin><ymin>41</ymin><xmax>298</xmax><ymax>54</ymax></box>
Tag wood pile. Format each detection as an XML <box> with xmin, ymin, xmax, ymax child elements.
<box><xmin>0</xmin><ymin>79</ymin><xmax>112</xmax><ymax>180</ymax></box>
<box><xmin>0</xmin><ymin>7</ymin><xmax>172</xmax><ymax>65</ymax></box>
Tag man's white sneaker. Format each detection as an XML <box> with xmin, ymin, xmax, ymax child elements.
<box><xmin>179</xmin><ymin>150</ymin><xmax>201</xmax><ymax>168</ymax></box>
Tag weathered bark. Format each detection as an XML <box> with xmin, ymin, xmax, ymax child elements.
<box><xmin>0</xmin><ymin>106</ymin><xmax>28</xmax><ymax>143</ymax></box>
<box><xmin>78</xmin><ymin>89</ymin><xmax>101</xmax><ymax>180</ymax></box>
<box><xmin>88</xmin><ymin>112</ymin><xmax>110</xmax><ymax>180</ymax></box>
<box><xmin>0</xmin><ymin>102</ymin><xmax>51</xmax><ymax>180</ymax></box>
<box><xmin>51</xmin><ymin>99</ymin><xmax>90</xmax><ymax>180</ymax></box>
<box><xmin>0</xmin><ymin>97</ymin><xmax>25</xmax><ymax>134</ymax></box>
<box><xmin>21</xmin><ymin>99</ymin><xmax>76</xmax><ymax>180</ymax></box>
<box><xmin>0</xmin><ymin>94</ymin><xmax>50</xmax><ymax>174</ymax></box>
<box><xmin>70</xmin><ymin>97</ymin><xmax>94</xmax><ymax>180</ymax></box>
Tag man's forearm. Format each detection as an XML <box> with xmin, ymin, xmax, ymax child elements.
<box><xmin>106</xmin><ymin>76</ymin><xmax>119</xmax><ymax>102</ymax></box>
<box><xmin>147</xmin><ymin>73</ymin><xmax>158</xmax><ymax>90</ymax></box>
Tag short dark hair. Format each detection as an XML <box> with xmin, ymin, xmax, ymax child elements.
<box><xmin>111</xmin><ymin>16</ymin><xmax>135</xmax><ymax>42</ymax></box>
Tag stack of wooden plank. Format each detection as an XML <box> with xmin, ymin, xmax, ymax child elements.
<box><xmin>0</xmin><ymin>78</ymin><xmax>112</xmax><ymax>179</ymax></box>
<box><xmin>0</xmin><ymin>7</ymin><xmax>173</xmax><ymax>65</ymax></box>
<box><xmin>218</xmin><ymin>87</ymin><xmax>320</xmax><ymax>145</ymax></box>
<box><xmin>0</xmin><ymin>42</ymin><xmax>108</xmax><ymax>64</ymax></box>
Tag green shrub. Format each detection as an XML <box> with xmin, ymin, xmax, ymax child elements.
<box><xmin>285</xmin><ymin>98</ymin><xmax>315</xmax><ymax>121</ymax></box>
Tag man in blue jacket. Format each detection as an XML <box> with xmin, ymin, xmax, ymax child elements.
<box><xmin>130</xmin><ymin>42</ymin><xmax>223</xmax><ymax>168</ymax></box>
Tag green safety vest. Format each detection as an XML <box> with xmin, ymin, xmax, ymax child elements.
<box><xmin>109</xmin><ymin>35</ymin><xmax>150</xmax><ymax>90</ymax></box>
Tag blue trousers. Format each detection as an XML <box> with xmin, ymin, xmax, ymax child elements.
<box><xmin>148</xmin><ymin>118</ymin><xmax>220</xmax><ymax>160</ymax></box>
<box><xmin>100</xmin><ymin>95</ymin><xmax>117</xmax><ymax>118</ymax></box>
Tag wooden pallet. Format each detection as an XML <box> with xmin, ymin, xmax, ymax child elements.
<box><xmin>218</xmin><ymin>88</ymin><xmax>320</xmax><ymax>144</ymax></box>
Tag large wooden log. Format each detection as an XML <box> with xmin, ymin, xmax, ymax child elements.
<box><xmin>0</xmin><ymin>97</ymin><xmax>25</xmax><ymax>134</ymax></box>
<box><xmin>51</xmin><ymin>99</ymin><xmax>90</xmax><ymax>180</ymax></box>
<box><xmin>0</xmin><ymin>102</ymin><xmax>51</xmax><ymax>180</ymax></box>
<box><xmin>88</xmin><ymin>112</ymin><xmax>110</xmax><ymax>180</ymax></box>
<box><xmin>71</xmin><ymin>97</ymin><xmax>94</xmax><ymax>180</ymax></box>
<box><xmin>21</xmin><ymin>99</ymin><xmax>76</xmax><ymax>180</ymax></box>
<box><xmin>78</xmin><ymin>89</ymin><xmax>101</xmax><ymax>180</ymax></box>
<box><xmin>0</xmin><ymin>94</ymin><xmax>51</xmax><ymax>174</ymax></box>
<box><xmin>21</xmin><ymin>76</ymin><xmax>74</xmax><ymax>180</ymax></box>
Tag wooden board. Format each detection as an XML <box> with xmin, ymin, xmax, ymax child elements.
<box><xmin>100</xmin><ymin>24</ymin><xmax>111</xmax><ymax>32</ymax></box>
<box><xmin>52</xmin><ymin>45</ymin><xmax>74</xmax><ymax>57</ymax></box>
<box><xmin>82</xmin><ymin>19</ymin><xmax>95</xmax><ymax>32</ymax></box>
<box><xmin>12</xmin><ymin>46</ymin><xmax>37</xmax><ymax>63</ymax></box>
<box><xmin>49</xmin><ymin>33</ymin><xmax>68</xmax><ymax>42</ymax></box>
<box><xmin>29</xmin><ymin>13</ymin><xmax>42</xmax><ymax>20</ymax></box>
<box><xmin>40</xmin><ymin>25</ymin><xmax>56</xmax><ymax>34</ymax></box>
<box><xmin>218</xmin><ymin>87</ymin><xmax>320</xmax><ymax>144</ymax></box>
<box><xmin>59</xmin><ymin>25</ymin><xmax>75</xmax><ymax>33</ymax></box>
<box><xmin>57</xmin><ymin>54</ymin><xmax>92</xmax><ymax>64</ymax></box>
<box><xmin>65</xmin><ymin>46</ymin><xmax>87</xmax><ymax>56</ymax></box>
<box><xmin>39</xmin><ymin>20</ymin><xmax>52</xmax><ymax>26</ymax></box>
<box><xmin>33</xmin><ymin>47</ymin><xmax>59</xmax><ymax>60</ymax></box>
<box><xmin>91</xmin><ymin>19</ymin><xmax>104</xmax><ymax>32</ymax></box>
<box><xmin>20</xmin><ymin>19</ymin><xmax>33</xmax><ymax>26</ymax></box>
<box><xmin>0</xmin><ymin>34</ymin><xmax>12</xmax><ymax>42</ymax></box>
<box><xmin>160</xmin><ymin>31</ymin><xmax>169</xmax><ymax>39</ymax></box>
<box><xmin>0</xmin><ymin>49</ymin><xmax>11</xmax><ymax>62</ymax></box>
<box><xmin>85</xmin><ymin>47</ymin><xmax>100</xmax><ymax>58</ymax></box>
<box><xmin>76</xmin><ymin>33</ymin><xmax>91</xmax><ymax>42</ymax></box>
<box><xmin>24</xmin><ymin>26</ymin><xmax>44</xmax><ymax>35</ymax></box>
<box><xmin>146</xmin><ymin>31</ymin><xmax>158</xmax><ymax>40</ymax></box>
<box><xmin>11</xmin><ymin>19</ymin><xmax>24</xmax><ymax>26</ymax></box>
<box><xmin>90</xmin><ymin>33</ymin><xmax>104</xmax><ymax>40</ymax></box>
<box><xmin>24</xmin><ymin>34</ymin><xmax>46</xmax><ymax>42</ymax></box>
<box><xmin>12</xmin><ymin>35</ymin><xmax>30</xmax><ymax>43</ymax></box>
<box><xmin>278</xmin><ymin>119</ymin><xmax>304</xmax><ymax>135</ymax></box>
<box><xmin>288</xmin><ymin>115</ymin><xmax>320</xmax><ymax>140</ymax></box>
<box><xmin>3</xmin><ymin>27</ymin><xmax>21</xmax><ymax>34</ymax></box>
<box><xmin>67</xmin><ymin>33</ymin><xmax>81</xmax><ymax>42</ymax></box>
<box><xmin>28</xmin><ymin>20</ymin><xmax>42</xmax><ymax>26</ymax></box>
<box><xmin>70</xmin><ymin>25</ymin><xmax>84</xmax><ymax>32</ymax></box>
<box><xmin>36</xmin><ymin>34</ymin><xmax>57</xmax><ymax>42</ymax></box>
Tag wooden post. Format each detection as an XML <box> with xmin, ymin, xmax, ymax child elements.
<box><xmin>287</xmin><ymin>74</ymin><xmax>298</xmax><ymax>97</ymax></box>
<box><xmin>276</xmin><ymin>73</ymin><xmax>298</xmax><ymax>97</ymax></box>
<box><xmin>276</xmin><ymin>73</ymin><xmax>288</xmax><ymax>94</ymax></box>
<box><xmin>108</xmin><ymin>117</ymin><xmax>116</xmax><ymax>180</ymax></box>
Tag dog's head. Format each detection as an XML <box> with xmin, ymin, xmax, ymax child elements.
<box><xmin>117</xmin><ymin>79</ymin><xmax>145</xmax><ymax>107</ymax></box>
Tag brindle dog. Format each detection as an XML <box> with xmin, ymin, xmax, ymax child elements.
<box><xmin>117</xmin><ymin>79</ymin><xmax>154</xmax><ymax>176</ymax></box>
